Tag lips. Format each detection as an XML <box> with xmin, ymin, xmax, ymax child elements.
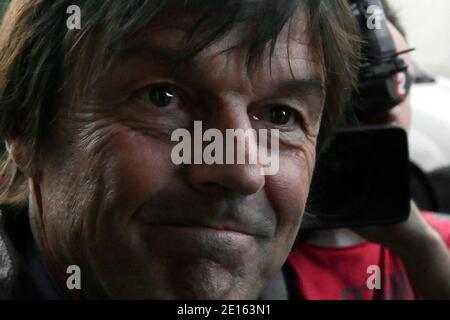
<box><xmin>136</xmin><ymin>205</ymin><xmax>275</xmax><ymax>239</ymax></box>
<box><xmin>145</xmin><ymin>224</ymin><xmax>255</xmax><ymax>240</ymax></box>
<box><xmin>146</xmin><ymin>220</ymin><xmax>263</xmax><ymax>237</ymax></box>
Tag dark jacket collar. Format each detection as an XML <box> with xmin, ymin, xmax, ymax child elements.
<box><xmin>0</xmin><ymin>208</ymin><xmax>66</xmax><ymax>299</ymax></box>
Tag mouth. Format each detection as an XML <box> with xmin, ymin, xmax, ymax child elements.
<box><xmin>136</xmin><ymin>207</ymin><xmax>274</xmax><ymax>239</ymax></box>
<box><xmin>138</xmin><ymin>222</ymin><xmax>262</xmax><ymax>268</ymax></box>
<box><xmin>147</xmin><ymin>222</ymin><xmax>262</xmax><ymax>237</ymax></box>
<box><xmin>143</xmin><ymin>224</ymin><xmax>256</xmax><ymax>247</ymax></box>
<box><xmin>134</xmin><ymin>192</ymin><xmax>277</xmax><ymax>240</ymax></box>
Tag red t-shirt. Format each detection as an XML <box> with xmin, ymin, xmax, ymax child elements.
<box><xmin>287</xmin><ymin>213</ymin><xmax>450</xmax><ymax>300</ymax></box>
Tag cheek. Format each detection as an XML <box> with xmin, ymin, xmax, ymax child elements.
<box><xmin>266</xmin><ymin>146</ymin><xmax>316</xmax><ymax>247</ymax></box>
<box><xmin>401</xmin><ymin>98</ymin><xmax>412</xmax><ymax>130</ymax></box>
<box><xmin>41</xmin><ymin>123</ymin><xmax>177</xmax><ymax>250</ymax></box>
<box><xmin>390</xmin><ymin>98</ymin><xmax>412</xmax><ymax>131</ymax></box>
<box><xmin>101</xmin><ymin>129</ymin><xmax>176</xmax><ymax>215</ymax></box>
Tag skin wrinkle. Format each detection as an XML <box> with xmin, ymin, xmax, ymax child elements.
<box><xmin>40</xmin><ymin>163</ymin><xmax>92</xmax><ymax>295</ymax></box>
<box><xmin>44</xmin><ymin>104</ymin><xmax>127</xmax><ymax>298</ymax></box>
<box><xmin>71</xmin><ymin>103</ymin><xmax>182</xmax><ymax>156</ymax></box>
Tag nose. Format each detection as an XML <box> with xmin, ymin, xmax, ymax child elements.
<box><xmin>188</xmin><ymin>161</ymin><xmax>265</xmax><ymax>196</ymax></box>
<box><xmin>186</xmin><ymin>103</ymin><xmax>266</xmax><ymax>196</ymax></box>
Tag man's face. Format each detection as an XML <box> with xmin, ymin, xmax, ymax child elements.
<box><xmin>32</xmin><ymin>11</ymin><xmax>325</xmax><ymax>299</ymax></box>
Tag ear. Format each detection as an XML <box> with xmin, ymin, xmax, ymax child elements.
<box><xmin>5</xmin><ymin>138</ymin><xmax>41</xmax><ymax>180</ymax></box>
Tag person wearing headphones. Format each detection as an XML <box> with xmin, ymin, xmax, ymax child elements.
<box><xmin>286</xmin><ymin>1</ymin><xmax>450</xmax><ymax>300</ymax></box>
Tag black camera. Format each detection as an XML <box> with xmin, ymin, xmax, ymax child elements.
<box><xmin>303</xmin><ymin>125</ymin><xmax>410</xmax><ymax>230</ymax></box>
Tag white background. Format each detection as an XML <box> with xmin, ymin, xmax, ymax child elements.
<box><xmin>387</xmin><ymin>0</ymin><xmax>450</xmax><ymax>77</ymax></box>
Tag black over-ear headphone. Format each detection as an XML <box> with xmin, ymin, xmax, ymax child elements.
<box><xmin>348</xmin><ymin>0</ymin><xmax>414</xmax><ymax>118</ymax></box>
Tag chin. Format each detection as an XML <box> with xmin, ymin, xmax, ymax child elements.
<box><xmin>167</xmin><ymin>260</ymin><xmax>252</xmax><ymax>299</ymax></box>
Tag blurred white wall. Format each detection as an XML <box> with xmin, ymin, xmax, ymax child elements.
<box><xmin>386</xmin><ymin>0</ymin><xmax>450</xmax><ymax>78</ymax></box>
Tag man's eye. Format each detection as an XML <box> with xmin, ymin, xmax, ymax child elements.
<box><xmin>145</xmin><ymin>84</ymin><xmax>177</xmax><ymax>108</ymax></box>
<box><xmin>269</xmin><ymin>106</ymin><xmax>295</xmax><ymax>126</ymax></box>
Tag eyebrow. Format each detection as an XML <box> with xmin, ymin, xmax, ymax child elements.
<box><xmin>276</xmin><ymin>78</ymin><xmax>325</xmax><ymax>97</ymax></box>
<box><xmin>120</xmin><ymin>43</ymin><xmax>188</xmax><ymax>66</ymax></box>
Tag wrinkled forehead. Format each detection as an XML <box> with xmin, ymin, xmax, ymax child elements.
<box><xmin>119</xmin><ymin>7</ymin><xmax>324</xmax><ymax>83</ymax></box>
